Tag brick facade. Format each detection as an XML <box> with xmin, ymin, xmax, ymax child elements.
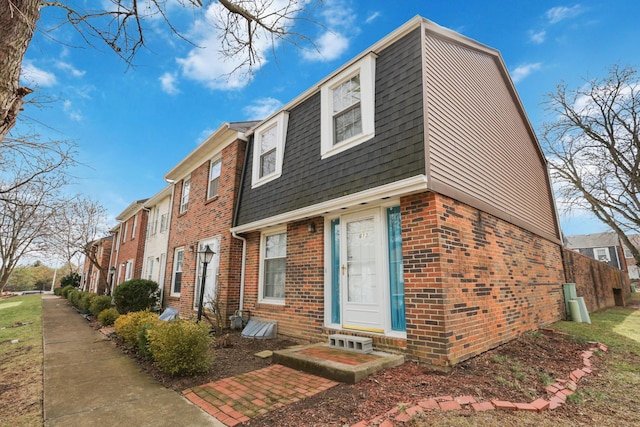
<box><xmin>163</xmin><ymin>139</ymin><xmax>245</xmax><ymax>321</ymax></box>
<box><xmin>241</xmin><ymin>191</ymin><xmax>568</xmax><ymax>368</ymax></box>
<box><xmin>114</xmin><ymin>210</ymin><xmax>149</xmax><ymax>284</ymax></box>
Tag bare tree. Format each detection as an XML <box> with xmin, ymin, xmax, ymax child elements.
<box><xmin>50</xmin><ymin>195</ymin><xmax>110</xmax><ymax>283</ymax></box>
<box><xmin>0</xmin><ymin>177</ymin><xmax>64</xmax><ymax>293</ymax></box>
<box><xmin>1</xmin><ymin>0</ymin><xmax>317</xmax><ymax>144</ymax></box>
<box><xmin>542</xmin><ymin>64</ymin><xmax>640</xmax><ymax>263</ymax></box>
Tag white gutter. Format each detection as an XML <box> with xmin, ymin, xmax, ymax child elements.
<box><xmin>231</xmin><ymin>231</ymin><xmax>247</xmax><ymax>315</ymax></box>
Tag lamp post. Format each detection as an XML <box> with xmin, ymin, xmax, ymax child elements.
<box><xmin>197</xmin><ymin>245</ymin><xmax>215</xmax><ymax>322</ymax></box>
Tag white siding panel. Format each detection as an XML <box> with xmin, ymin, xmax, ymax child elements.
<box><xmin>423</xmin><ymin>30</ymin><xmax>557</xmax><ymax>238</ymax></box>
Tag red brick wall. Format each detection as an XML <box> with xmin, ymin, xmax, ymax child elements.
<box><xmin>402</xmin><ymin>192</ymin><xmax>565</xmax><ymax>367</ymax></box>
<box><xmin>562</xmin><ymin>248</ymin><xmax>631</xmax><ymax>311</ymax></box>
<box><xmin>242</xmin><ymin>218</ymin><xmax>326</xmax><ymax>343</ymax></box>
<box><xmin>164</xmin><ymin>140</ymin><xmax>245</xmax><ymax>321</ymax></box>
<box><xmin>240</xmin><ymin>191</ymin><xmax>567</xmax><ymax>368</ymax></box>
<box><xmin>116</xmin><ymin>210</ymin><xmax>149</xmax><ymax>282</ymax></box>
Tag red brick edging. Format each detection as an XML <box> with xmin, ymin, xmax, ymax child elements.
<box><xmin>350</xmin><ymin>341</ymin><xmax>608</xmax><ymax>427</ymax></box>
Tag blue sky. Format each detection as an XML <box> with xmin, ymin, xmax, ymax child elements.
<box><xmin>18</xmin><ymin>0</ymin><xmax>640</xmax><ymax>237</ymax></box>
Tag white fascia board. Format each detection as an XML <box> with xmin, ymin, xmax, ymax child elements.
<box><xmin>231</xmin><ymin>175</ymin><xmax>429</xmax><ymax>234</ymax></box>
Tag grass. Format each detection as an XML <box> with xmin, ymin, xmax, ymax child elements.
<box><xmin>0</xmin><ymin>295</ymin><xmax>43</xmax><ymax>427</ymax></box>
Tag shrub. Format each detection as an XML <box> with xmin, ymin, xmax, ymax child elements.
<box><xmin>113</xmin><ymin>310</ymin><xmax>160</xmax><ymax>347</ymax></box>
<box><xmin>60</xmin><ymin>272</ymin><xmax>81</xmax><ymax>288</ymax></box>
<box><xmin>98</xmin><ymin>307</ymin><xmax>120</xmax><ymax>327</ymax></box>
<box><xmin>67</xmin><ymin>289</ymin><xmax>82</xmax><ymax>308</ymax></box>
<box><xmin>89</xmin><ymin>295</ymin><xmax>113</xmax><ymax>317</ymax></box>
<box><xmin>78</xmin><ymin>292</ymin><xmax>96</xmax><ymax>312</ymax></box>
<box><xmin>61</xmin><ymin>285</ymin><xmax>75</xmax><ymax>299</ymax></box>
<box><xmin>147</xmin><ymin>320</ymin><xmax>213</xmax><ymax>376</ymax></box>
<box><xmin>112</xmin><ymin>279</ymin><xmax>159</xmax><ymax>314</ymax></box>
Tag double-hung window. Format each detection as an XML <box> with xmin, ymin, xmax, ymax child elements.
<box><xmin>146</xmin><ymin>256</ymin><xmax>154</xmax><ymax>281</ymax></box>
<box><xmin>207</xmin><ymin>158</ymin><xmax>222</xmax><ymax>199</ymax></box>
<box><xmin>251</xmin><ymin>112</ymin><xmax>289</xmax><ymax>188</ymax></box>
<box><xmin>180</xmin><ymin>178</ymin><xmax>190</xmax><ymax>213</ymax></box>
<box><xmin>320</xmin><ymin>53</ymin><xmax>376</xmax><ymax>159</ymax></box>
<box><xmin>594</xmin><ymin>247</ymin><xmax>611</xmax><ymax>263</ymax></box>
<box><xmin>125</xmin><ymin>260</ymin><xmax>133</xmax><ymax>281</ymax></box>
<box><xmin>260</xmin><ymin>230</ymin><xmax>287</xmax><ymax>302</ymax></box>
<box><xmin>160</xmin><ymin>213</ymin><xmax>168</xmax><ymax>233</ymax></box>
<box><xmin>151</xmin><ymin>208</ymin><xmax>159</xmax><ymax>236</ymax></box>
<box><xmin>131</xmin><ymin>214</ymin><xmax>137</xmax><ymax>239</ymax></box>
<box><xmin>171</xmin><ymin>248</ymin><xmax>184</xmax><ymax>295</ymax></box>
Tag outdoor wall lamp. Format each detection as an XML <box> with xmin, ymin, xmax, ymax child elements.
<box><xmin>196</xmin><ymin>245</ymin><xmax>215</xmax><ymax>322</ymax></box>
<box><xmin>308</xmin><ymin>222</ymin><xmax>316</xmax><ymax>233</ymax></box>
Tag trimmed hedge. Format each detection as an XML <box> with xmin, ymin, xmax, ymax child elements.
<box><xmin>147</xmin><ymin>320</ymin><xmax>213</xmax><ymax>376</ymax></box>
<box><xmin>98</xmin><ymin>307</ymin><xmax>120</xmax><ymax>327</ymax></box>
<box><xmin>112</xmin><ymin>279</ymin><xmax>159</xmax><ymax>314</ymax></box>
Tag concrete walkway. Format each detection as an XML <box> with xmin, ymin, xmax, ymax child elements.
<box><xmin>42</xmin><ymin>295</ymin><xmax>222</xmax><ymax>427</ymax></box>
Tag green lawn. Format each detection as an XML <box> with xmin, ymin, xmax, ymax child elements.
<box><xmin>0</xmin><ymin>295</ymin><xmax>44</xmax><ymax>427</ymax></box>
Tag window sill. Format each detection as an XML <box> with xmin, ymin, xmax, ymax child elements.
<box><xmin>205</xmin><ymin>195</ymin><xmax>219</xmax><ymax>205</ymax></box>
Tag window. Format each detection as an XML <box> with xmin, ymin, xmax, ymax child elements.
<box><xmin>251</xmin><ymin>112</ymin><xmax>289</xmax><ymax>188</ymax></box>
<box><xmin>594</xmin><ymin>247</ymin><xmax>611</xmax><ymax>262</ymax></box>
<box><xmin>123</xmin><ymin>222</ymin><xmax>128</xmax><ymax>242</ymax></box>
<box><xmin>320</xmin><ymin>53</ymin><xmax>376</xmax><ymax>159</ymax></box>
<box><xmin>624</xmin><ymin>247</ymin><xmax>633</xmax><ymax>258</ymax></box>
<box><xmin>207</xmin><ymin>158</ymin><xmax>222</xmax><ymax>199</ymax></box>
<box><xmin>180</xmin><ymin>178</ymin><xmax>190</xmax><ymax>213</ymax></box>
<box><xmin>150</xmin><ymin>208</ymin><xmax>159</xmax><ymax>236</ymax></box>
<box><xmin>131</xmin><ymin>214</ymin><xmax>137</xmax><ymax>239</ymax></box>
<box><xmin>146</xmin><ymin>256</ymin><xmax>154</xmax><ymax>281</ymax></box>
<box><xmin>260</xmin><ymin>230</ymin><xmax>287</xmax><ymax>302</ymax></box>
<box><xmin>171</xmin><ymin>248</ymin><xmax>184</xmax><ymax>295</ymax></box>
<box><xmin>125</xmin><ymin>260</ymin><xmax>133</xmax><ymax>281</ymax></box>
<box><xmin>160</xmin><ymin>213</ymin><xmax>168</xmax><ymax>233</ymax></box>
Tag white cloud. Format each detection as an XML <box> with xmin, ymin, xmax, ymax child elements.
<box><xmin>62</xmin><ymin>100</ymin><xmax>83</xmax><ymax>121</ymax></box>
<box><xmin>159</xmin><ymin>72</ymin><xmax>180</xmax><ymax>95</ymax></box>
<box><xmin>546</xmin><ymin>5</ymin><xmax>583</xmax><ymax>24</ymax></box>
<box><xmin>21</xmin><ymin>61</ymin><xmax>57</xmax><ymax>87</ymax></box>
<box><xmin>529</xmin><ymin>30</ymin><xmax>546</xmax><ymax>44</ymax></box>
<box><xmin>177</xmin><ymin>1</ymin><xmax>300</xmax><ymax>90</ymax></box>
<box><xmin>320</xmin><ymin>0</ymin><xmax>356</xmax><ymax>29</ymax></box>
<box><xmin>511</xmin><ymin>62</ymin><xmax>542</xmax><ymax>83</ymax></box>
<box><xmin>55</xmin><ymin>61</ymin><xmax>85</xmax><ymax>78</ymax></box>
<box><xmin>365</xmin><ymin>11</ymin><xmax>381</xmax><ymax>24</ymax></box>
<box><xmin>243</xmin><ymin>98</ymin><xmax>283</xmax><ymax>120</ymax></box>
<box><xmin>302</xmin><ymin>31</ymin><xmax>349</xmax><ymax>62</ymax></box>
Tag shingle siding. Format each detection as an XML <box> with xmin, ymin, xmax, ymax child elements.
<box><xmin>236</xmin><ymin>28</ymin><xmax>425</xmax><ymax>226</ymax></box>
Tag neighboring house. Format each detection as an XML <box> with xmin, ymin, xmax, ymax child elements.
<box><xmin>141</xmin><ymin>186</ymin><xmax>173</xmax><ymax>299</ymax></box>
<box><xmin>110</xmin><ymin>199</ymin><xmax>149</xmax><ymax>288</ymax></box>
<box><xmin>565</xmin><ymin>232</ymin><xmax>627</xmax><ymax>271</ymax></box>
<box><xmin>163</xmin><ymin>121</ymin><xmax>258</xmax><ymax>320</ymax></box>
<box><xmin>231</xmin><ymin>16</ymin><xmax>565</xmax><ymax>368</ymax></box>
<box><xmin>81</xmin><ymin>236</ymin><xmax>113</xmax><ymax>294</ymax></box>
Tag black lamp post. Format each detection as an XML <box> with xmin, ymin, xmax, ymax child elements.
<box><xmin>197</xmin><ymin>245</ymin><xmax>215</xmax><ymax>322</ymax></box>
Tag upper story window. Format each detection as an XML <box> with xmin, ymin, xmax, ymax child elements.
<box><xmin>624</xmin><ymin>246</ymin><xmax>633</xmax><ymax>258</ymax></box>
<box><xmin>251</xmin><ymin>112</ymin><xmax>289</xmax><ymax>188</ymax></box>
<box><xmin>320</xmin><ymin>53</ymin><xmax>376</xmax><ymax>159</ymax></box>
<box><xmin>131</xmin><ymin>214</ymin><xmax>137</xmax><ymax>239</ymax></box>
<box><xmin>123</xmin><ymin>222</ymin><xmax>128</xmax><ymax>242</ymax></box>
<box><xmin>160</xmin><ymin>213</ymin><xmax>168</xmax><ymax>233</ymax></box>
<box><xmin>180</xmin><ymin>177</ymin><xmax>190</xmax><ymax>213</ymax></box>
<box><xmin>594</xmin><ymin>247</ymin><xmax>611</xmax><ymax>263</ymax></box>
<box><xmin>208</xmin><ymin>158</ymin><xmax>222</xmax><ymax>199</ymax></box>
<box><xmin>150</xmin><ymin>208</ymin><xmax>159</xmax><ymax>236</ymax></box>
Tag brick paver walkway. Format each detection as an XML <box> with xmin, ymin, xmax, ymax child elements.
<box><xmin>183</xmin><ymin>365</ymin><xmax>338</xmax><ymax>427</ymax></box>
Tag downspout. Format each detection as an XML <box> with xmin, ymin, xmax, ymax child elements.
<box><xmin>231</xmin><ymin>133</ymin><xmax>252</xmax><ymax>315</ymax></box>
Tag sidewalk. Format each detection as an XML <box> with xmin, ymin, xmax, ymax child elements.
<box><xmin>42</xmin><ymin>295</ymin><xmax>222</xmax><ymax>427</ymax></box>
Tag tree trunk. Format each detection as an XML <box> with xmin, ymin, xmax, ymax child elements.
<box><xmin>0</xmin><ymin>0</ymin><xmax>40</xmax><ymax>143</ymax></box>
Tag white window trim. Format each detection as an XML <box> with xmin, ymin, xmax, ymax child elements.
<box><xmin>251</xmin><ymin>112</ymin><xmax>289</xmax><ymax>188</ymax></box>
<box><xmin>258</xmin><ymin>227</ymin><xmax>287</xmax><ymax>305</ymax></box>
<box><xmin>124</xmin><ymin>260</ymin><xmax>133</xmax><ymax>281</ymax></box>
<box><xmin>207</xmin><ymin>158</ymin><xmax>222</xmax><ymax>199</ymax></box>
<box><xmin>594</xmin><ymin>247</ymin><xmax>611</xmax><ymax>262</ymax></box>
<box><xmin>131</xmin><ymin>214</ymin><xmax>137</xmax><ymax>239</ymax></box>
<box><xmin>320</xmin><ymin>53</ymin><xmax>376</xmax><ymax>160</ymax></box>
<box><xmin>171</xmin><ymin>247</ymin><xmax>184</xmax><ymax>296</ymax></box>
<box><xmin>180</xmin><ymin>177</ymin><xmax>191</xmax><ymax>213</ymax></box>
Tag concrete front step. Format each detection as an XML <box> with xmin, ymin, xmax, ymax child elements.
<box><xmin>273</xmin><ymin>343</ymin><xmax>404</xmax><ymax>384</ymax></box>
